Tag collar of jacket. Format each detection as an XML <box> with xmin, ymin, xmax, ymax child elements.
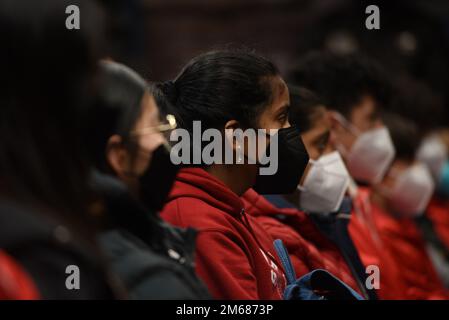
<box><xmin>168</xmin><ymin>167</ymin><xmax>244</xmax><ymax>217</ymax></box>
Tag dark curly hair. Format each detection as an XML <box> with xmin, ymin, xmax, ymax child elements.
<box><xmin>288</xmin><ymin>52</ymin><xmax>391</xmax><ymax>118</ymax></box>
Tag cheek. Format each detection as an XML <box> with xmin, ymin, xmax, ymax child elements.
<box><xmin>257</xmin><ymin>113</ymin><xmax>283</xmax><ymax>131</ymax></box>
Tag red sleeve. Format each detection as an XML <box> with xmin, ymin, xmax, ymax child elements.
<box><xmin>0</xmin><ymin>250</ymin><xmax>40</xmax><ymax>300</ymax></box>
<box><xmin>194</xmin><ymin>230</ymin><xmax>259</xmax><ymax>300</ymax></box>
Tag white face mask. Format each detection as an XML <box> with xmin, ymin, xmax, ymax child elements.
<box><xmin>333</xmin><ymin>113</ymin><xmax>396</xmax><ymax>185</ymax></box>
<box><xmin>416</xmin><ymin>135</ymin><xmax>448</xmax><ymax>181</ymax></box>
<box><xmin>347</xmin><ymin>127</ymin><xmax>396</xmax><ymax>184</ymax></box>
<box><xmin>387</xmin><ymin>164</ymin><xmax>435</xmax><ymax>218</ymax></box>
<box><xmin>298</xmin><ymin>151</ymin><xmax>350</xmax><ymax>214</ymax></box>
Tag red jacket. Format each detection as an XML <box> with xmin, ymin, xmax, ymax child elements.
<box><xmin>160</xmin><ymin>168</ymin><xmax>286</xmax><ymax>300</ymax></box>
<box><xmin>241</xmin><ymin>189</ymin><xmax>362</xmax><ymax>295</ymax></box>
<box><xmin>348</xmin><ymin>187</ymin><xmax>408</xmax><ymax>299</ymax></box>
<box><xmin>371</xmin><ymin>202</ymin><xmax>449</xmax><ymax>299</ymax></box>
<box><xmin>426</xmin><ymin>196</ymin><xmax>449</xmax><ymax>251</ymax></box>
<box><xmin>0</xmin><ymin>250</ymin><xmax>39</xmax><ymax>300</ymax></box>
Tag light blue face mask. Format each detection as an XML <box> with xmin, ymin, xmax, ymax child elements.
<box><xmin>438</xmin><ymin>161</ymin><xmax>449</xmax><ymax>198</ymax></box>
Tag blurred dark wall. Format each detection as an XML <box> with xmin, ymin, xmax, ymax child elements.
<box><xmin>103</xmin><ymin>0</ymin><xmax>449</xmax><ymax>114</ymax></box>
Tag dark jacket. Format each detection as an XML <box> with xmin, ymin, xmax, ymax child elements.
<box><xmin>0</xmin><ymin>199</ymin><xmax>117</xmax><ymax>299</ymax></box>
<box><xmin>93</xmin><ymin>172</ymin><xmax>210</xmax><ymax>300</ymax></box>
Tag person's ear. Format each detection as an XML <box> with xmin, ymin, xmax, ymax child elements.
<box><xmin>224</xmin><ymin>120</ymin><xmax>245</xmax><ymax>163</ymax></box>
<box><xmin>224</xmin><ymin>119</ymin><xmax>240</xmax><ymax>149</ymax></box>
<box><xmin>106</xmin><ymin>135</ymin><xmax>131</xmax><ymax>179</ymax></box>
<box><xmin>328</xmin><ymin>111</ymin><xmax>345</xmax><ymax>135</ymax></box>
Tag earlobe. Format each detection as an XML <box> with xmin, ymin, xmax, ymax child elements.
<box><xmin>224</xmin><ymin>119</ymin><xmax>240</xmax><ymax>149</ymax></box>
<box><xmin>224</xmin><ymin>120</ymin><xmax>244</xmax><ymax>163</ymax></box>
<box><xmin>106</xmin><ymin>135</ymin><xmax>129</xmax><ymax>178</ymax></box>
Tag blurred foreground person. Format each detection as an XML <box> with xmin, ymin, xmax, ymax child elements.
<box><xmin>243</xmin><ymin>87</ymin><xmax>374</xmax><ymax>298</ymax></box>
<box><xmin>289</xmin><ymin>52</ymin><xmax>406</xmax><ymax>299</ymax></box>
<box><xmin>87</xmin><ymin>61</ymin><xmax>209</xmax><ymax>299</ymax></box>
<box><xmin>370</xmin><ymin>113</ymin><xmax>448</xmax><ymax>299</ymax></box>
<box><xmin>0</xmin><ymin>0</ymin><xmax>117</xmax><ymax>299</ymax></box>
<box><xmin>159</xmin><ymin>50</ymin><xmax>311</xmax><ymax>299</ymax></box>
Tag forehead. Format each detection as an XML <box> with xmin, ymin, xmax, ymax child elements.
<box><xmin>350</xmin><ymin>95</ymin><xmax>376</xmax><ymax>119</ymax></box>
<box><xmin>267</xmin><ymin>77</ymin><xmax>289</xmax><ymax>109</ymax></box>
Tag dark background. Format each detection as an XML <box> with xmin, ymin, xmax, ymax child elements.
<box><xmin>102</xmin><ymin>0</ymin><xmax>449</xmax><ymax>115</ymax></box>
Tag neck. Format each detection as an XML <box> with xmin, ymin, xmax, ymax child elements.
<box><xmin>205</xmin><ymin>164</ymin><xmax>257</xmax><ymax>196</ymax></box>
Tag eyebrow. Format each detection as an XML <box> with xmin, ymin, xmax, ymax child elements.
<box><xmin>276</xmin><ymin>103</ymin><xmax>290</xmax><ymax>115</ymax></box>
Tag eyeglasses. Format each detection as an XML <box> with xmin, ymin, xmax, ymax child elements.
<box><xmin>130</xmin><ymin>114</ymin><xmax>177</xmax><ymax>137</ymax></box>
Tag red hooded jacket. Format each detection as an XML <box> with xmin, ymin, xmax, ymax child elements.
<box><xmin>426</xmin><ymin>196</ymin><xmax>449</xmax><ymax>251</ymax></box>
<box><xmin>371</xmin><ymin>202</ymin><xmax>449</xmax><ymax>299</ymax></box>
<box><xmin>0</xmin><ymin>250</ymin><xmax>40</xmax><ymax>300</ymax></box>
<box><xmin>347</xmin><ymin>187</ymin><xmax>409</xmax><ymax>299</ymax></box>
<box><xmin>160</xmin><ymin>168</ymin><xmax>286</xmax><ymax>300</ymax></box>
<box><xmin>241</xmin><ymin>189</ymin><xmax>362</xmax><ymax>296</ymax></box>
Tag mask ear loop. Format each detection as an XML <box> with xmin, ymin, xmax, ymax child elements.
<box><xmin>331</xmin><ymin>112</ymin><xmax>361</xmax><ymax>159</ymax></box>
<box><xmin>332</xmin><ymin>112</ymin><xmax>361</xmax><ymax>136</ymax></box>
<box><xmin>297</xmin><ymin>158</ymin><xmax>317</xmax><ymax>193</ymax></box>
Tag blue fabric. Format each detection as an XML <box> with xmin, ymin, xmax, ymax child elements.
<box><xmin>284</xmin><ymin>269</ymin><xmax>364</xmax><ymax>300</ymax></box>
<box><xmin>438</xmin><ymin>161</ymin><xmax>449</xmax><ymax>198</ymax></box>
<box><xmin>273</xmin><ymin>239</ymin><xmax>364</xmax><ymax>300</ymax></box>
<box><xmin>263</xmin><ymin>194</ymin><xmax>298</xmax><ymax>209</ymax></box>
<box><xmin>273</xmin><ymin>239</ymin><xmax>296</xmax><ymax>284</ymax></box>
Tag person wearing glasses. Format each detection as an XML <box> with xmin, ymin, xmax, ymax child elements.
<box><xmin>86</xmin><ymin>61</ymin><xmax>210</xmax><ymax>299</ymax></box>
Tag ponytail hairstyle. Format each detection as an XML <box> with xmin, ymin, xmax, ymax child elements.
<box><xmin>160</xmin><ymin>49</ymin><xmax>280</xmax><ymax>132</ymax></box>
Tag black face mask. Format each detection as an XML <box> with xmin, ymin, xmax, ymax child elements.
<box><xmin>139</xmin><ymin>143</ymin><xmax>179</xmax><ymax>212</ymax></box>
<box><xmin>253</xmin><ymin>126</ymin><xmax>309</xmax><ymax>194</ymax></box>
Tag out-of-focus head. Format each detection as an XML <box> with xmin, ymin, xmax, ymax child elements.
<box><xmin>88</xmin><ymin>61</ymin><xmax>178</xmax><ymax>211</ymax></box>
<box><xmin>288</xmin><ymin>86</ymin><xmax>331</xmax><ymax>160</ymax></box>
<box><xmin>288</xmin><ymin>86</ymin><xmax>350</xmax><ymax>214</ymax></box>
<box><xmin>289</xmin><ymin>52</ymin><xmax>390</xmax><ymax>151</ymax></box>
<box><xmin>376</xmin><ymin>112</ymin><xmax>434</xmax><ymax>217</ymax></box>
<box><xmin>88</xmin><ymin>61</ymin><xmax>163</xmax><ymax>178</ymax></box>
<box><xmin>0</xmin><ymin>0</ymin><xmax>105</xmax><ymax>216</ymax></box>
<box><xmin>290</xmin><ymin>52</ymin><xmax>396</xmax><ymax>185</ymax></box>
<box><xmin>389</xmin><ymin>76</ymin><xmax>446</xmax><ymax>138</ymax></box>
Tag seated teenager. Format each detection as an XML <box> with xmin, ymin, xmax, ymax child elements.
<box><xmin>289</xmin><ymin>52</ymin><xmax>408</xmax><ymax>299</ymax></box>
<box><xmin>86</xmin><ymin>61</ymin><xmax>209</xmax><ymax>299</ymax></box>
<box><xmin>370</xmin><ymin>112</ymin><xmax>448</xmax><ymax>299</ymax></box>
<box><xmin>158</xmin><ymin>50</ymin><xmax>310</xmax><ymax>299</ymax></box>
<box><xmin>242</xmin><ymin>87</ymin><xmax>371</xmax><ymax>298</ymax></box>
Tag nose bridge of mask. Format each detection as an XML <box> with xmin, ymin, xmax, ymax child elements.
<box><xmin>332</xmin><ymin>112</ymin><xmax>361</xmax><ymax>137</ymax></box>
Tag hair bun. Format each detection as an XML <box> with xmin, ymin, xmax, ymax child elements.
<box><xmin>161</xmin><ymin>80</ymin><xmax>178</xmax><ymax>103</ymax></box>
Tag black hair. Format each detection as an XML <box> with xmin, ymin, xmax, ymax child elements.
<box><xmin>382</xmin><ymin>112</ymin><xmax>420</xmax><ymax>162</ymax></box>
<box><xmin>87</xmin><ymin>61</ymin><xmax>148</xmax><ymax>173</ymax></box>
<box><xmin>0</xmin><ymin>0</ymin><xmax>104</xmax><ymax>217</ymax></box>
<box><xmin>288</xmin><ymin>52</ymin><xmax>391</xmax><ymax>118</ymax></box>
<box><xmin>388</xmin><ymin>76</ymin><xmax>446</xmax><ymax>136</ymax></box>
<box><xmin>288</xmin><ymin>86</ymin><xmax>326</xmax><ymax>134</ymax></box>
<box><xmin>161</xmin><ymin>49</ymin><xmax>279</xmax><ymax>132</ymax></box>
